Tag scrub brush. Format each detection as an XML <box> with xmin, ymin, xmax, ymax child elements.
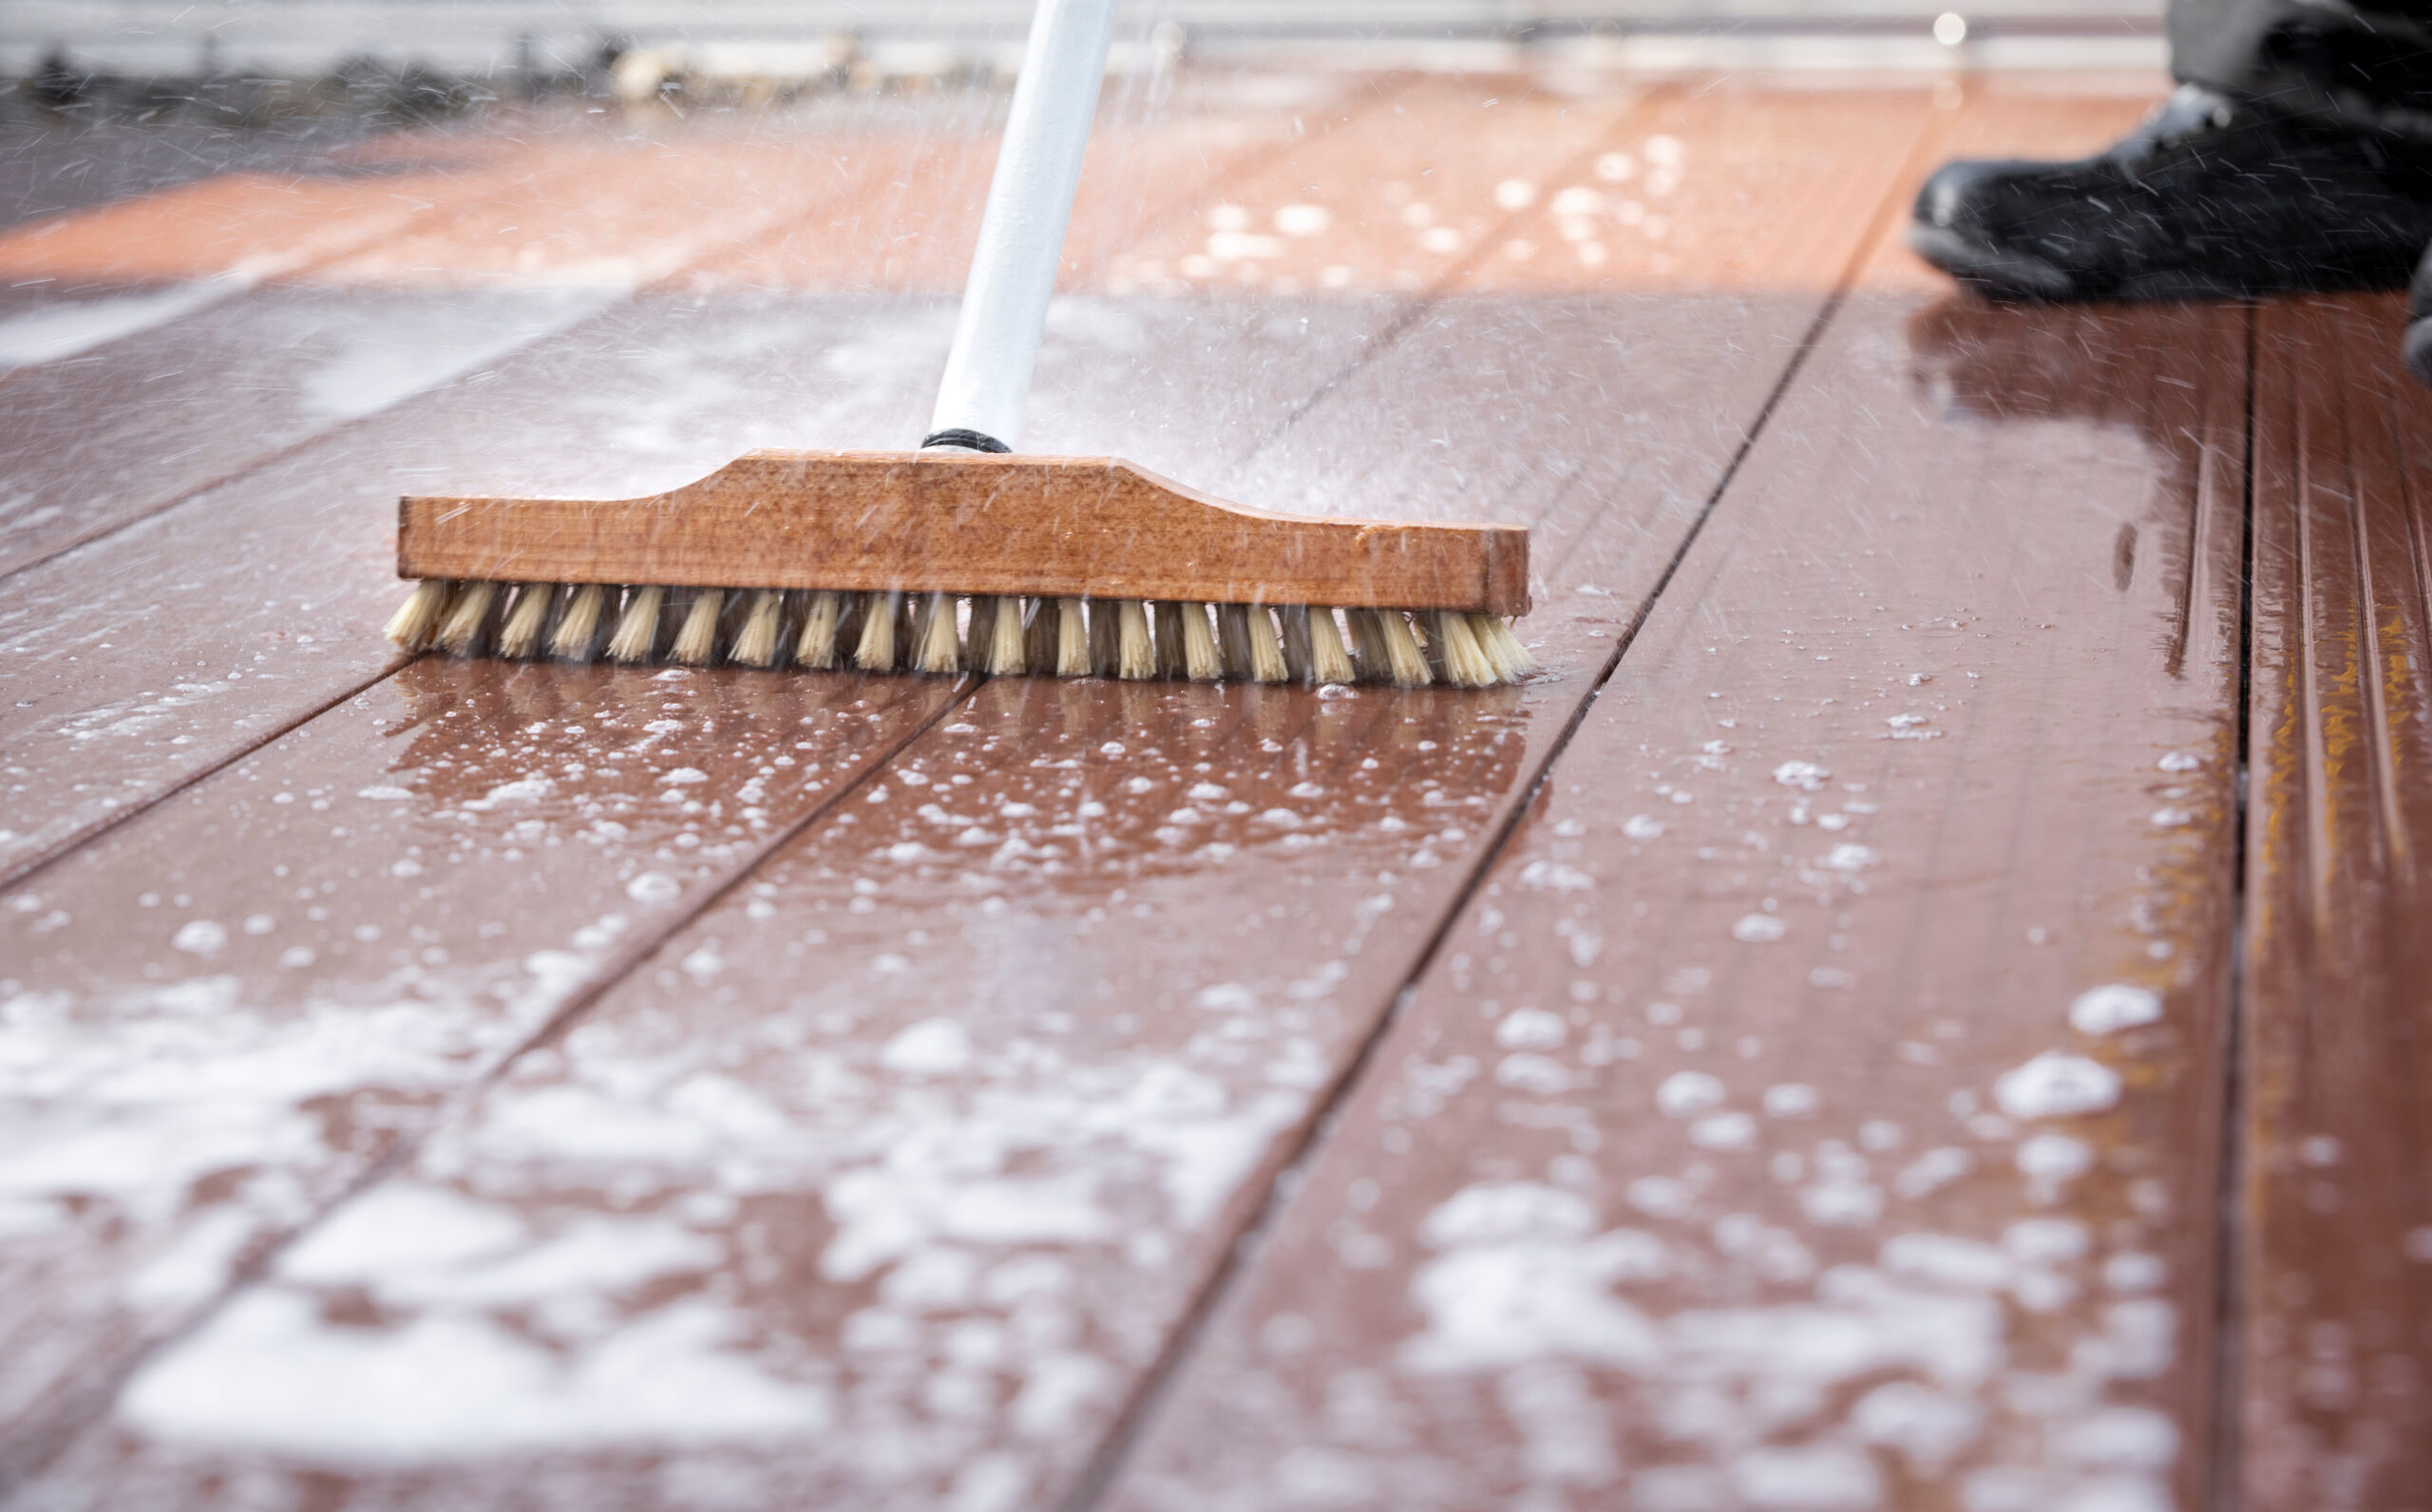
<box><xmin>383</xmin><ymin>0</ymin><xmax>1534</xmax><ymax>689</ymax></box>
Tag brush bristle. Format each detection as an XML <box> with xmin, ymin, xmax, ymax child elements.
<box><xmin>436</xmin><ymin>580</ymin><xmax>500</xmax><ymax>656</ymax></box>
<box><xmin>1252</xmin><ymin>606</ymin><xmax>1290</xmax><ymax>683</ymax></box>
<box><xmin>1279</xmin><ymin>605</ymin><xmax>1313</xmax><ymax>682</ymax></box>
<box><xmin>1222</xmin><ymin>603</ymin><xmax>1288</xmax><ymax>683</ymax></box>
<box><xmin>550</xmin><ymin>584</ymin><xmax>609</xmax><ymax>660</ymax></box>
<box><xmin>960</xmin><ymin>595</ymin><xmax>993</xmax><ymax>667</ymax></box>
<box><xmin>1432</xmin><ymin>609</ymin><xmax>1495</xmax><ymax>688</ymax></box>
<box><xmin>1117</xmin><ymin>600</ymin><xmax>1155</xmax><ymax>680</ymax></box>
<box><xmin>1215</xmin><ymin>603</ymin><xmax>1251</xmax><ymax>680</ymax></box>
<box><xmin>504</xmin><ymin>584</ymin><xmax>554</xmax><ymax>656</ymax></box>
<box><xmin>387</xmin><ymin>573</ymin><xmax>1528</xmax><ymax>686</ymax></box>
<box><xmin>1307</xmin><ymin>607</ymin><xmax>1357</xmax><ymax>686</ymax></box>
<box><xmin>729</xmin><ymin>590</ymin><xmax>784</xmax><ymax>667</ymax></box>
<box><xmin>608</xmin><ymin>586</ymin><xmax>665</xmax><ymax>663</ymax></box>
<box><xmin>982</xmin><ymin>595</ymin><xmax>1027</xmax><ymax>675</ymax></box>
<box><xmin>1378</xmin><ymin>610</ymin><xmax>1434</xmax><ymax>687</ymax></box>
<box><xmin>385</xmin><ymin>579</ymin><xmax>455</xmax><ymax>652</ymax></box>
<box><xmin>664</xmin><ymin>589</ymin><xmax>721</xmax><ymax>666</ymax></box>
<box><xmin>856</xmin><ymin>591</ymin><xmax>902</xmax><ymax>671</ymax></box>
<box><xmin>912</xmin><ymin>591</ymin><xmax>961</xmax><ymax>673</ymax></box>
<box><xmin>494</xmin><ymin>583</ymin><xmax>555</xmax><ymax>658</ymax></box>
<box><xmin>960</xmin><ymin>595</ymin><xmax>1001</xmax><ymax>671</ymax></box>
<box><xmin>1180</xmin><ymin>601</ymin><xmax>1222</xmax><ymax>681</ymax></box>
<box><xmin>1348</xmin><ymin>606</ymin><xmax>1388</xmax><ymax>678</ymax></box>
<box><xmin>1154</xmin><ymin>602</ymin><xmax>1187</xmax><ymax>678</ymax></box>
<box><xmin>1472</xmin><ymin>614</ymin><xmax>1536</xmax><ymax>680</ymax></box>
<box><xmin>1349</xmin><ymin>608</ymin><xmax>1431</xmax><ymax>687</ymax></box>
<box><xmin>795</xmin><ymin>591</ymin><xmax>844</xmax><ymax>669</ymax></box>
<box><xmin>1056</xmin><ymin>597</ymin><xmax>1090</xmax><ymax>677</ymax></box>
<box><xmin>1027</xmin><ymin>596</ymin><xmax>1059</xmax><ymax>671</ymax></box>
<box><xmin>1087</xmin><ymin>598</ymin><xmax>1121</xmax><ymax>677</ymax></box>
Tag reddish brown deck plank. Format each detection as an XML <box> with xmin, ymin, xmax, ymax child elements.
<box><xmin>0</xmin><ymin>85</ymin><xmax>1938</xmax><ymax>1509</ymax></box>
<box><xmin>2239</xmin><ymin>293</ymin><xmax>2432</xmax><ymax>1512</ymax></box>
<box><xmin>0</xmin><ymin>136</ymin><xmax>562</xmax><ymax>366</ymax></box>
<box><xmin>1104</xmin><ymin>94</ymin><xmax>2256</xmax><ymax>1509</ymax></box>
<box><xmin>0</xmin><ymin>163</ymin><xmax>464</xmax><ymax>288</ymax></box>
<box><xmin>0</xmin><ymin>123</ymin><xmax>898</xmax><ymax>300</ymax></box>
<box><xmin>297</xmin><ymin>129</ymin><xmax>965</xmax><ymax>293</ymax></box>
<box><xmin>674</xmin><ymin>81</ymin><xmax>1318</xmax><ymax>295</ymax></box>
<box><xmin>0</xmin><ymin>288</ymin><xmax>613</xmax><ymax>580</ymax></box>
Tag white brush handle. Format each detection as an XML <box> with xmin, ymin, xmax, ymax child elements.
<box><xmin>924</xmin><ymin>0</ymin><xmax>1119</xmax><ymax>454</ymax></box>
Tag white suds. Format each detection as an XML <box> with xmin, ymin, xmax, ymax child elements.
<box><xmin>1993</xmin><ymin>1053</ymin><xmax>2121</xmax><ymax>1121</ymax></box>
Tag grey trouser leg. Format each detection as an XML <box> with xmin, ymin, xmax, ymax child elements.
<box><xmin>2173</xmin><ymin>0</ymin><xmax>2432</xmax><ymax>137</ymax></box>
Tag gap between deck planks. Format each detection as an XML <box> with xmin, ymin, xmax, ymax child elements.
<box><xmin>0</xmin><ymin>83</ymin><xmax>1935</xmax><ymax>1507</ymax></box>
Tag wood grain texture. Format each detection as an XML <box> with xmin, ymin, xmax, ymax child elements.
<box><xmin>1097</xmin><ymin>77</ymin><xmax>1675</xmax><ymax>302</ymax></box>
<box><xmin>1107</xmin><ymin>291</ymin><xmax>2247</xmax><ymax>1512</ymax></box>
<box><xmin>674</xmin><ymin>81</ymin><xmax>1326</xmax><ymax>295</ymax></box>
<box><xmin>398</xmin><ymin>450</ymin><xmax>1532</xmax><ymax>614</ymax></box>
<box><xmin>1458</xmin><ymin>85</ymin><xmax>1947</xmax><ymax>295</ymax></box>
<box><xmin>2239</xmin><ymin>293</ymin><xmax>2432</xmax><ymax>1512</ymax></box>
<box><xmin>0</xmin><ymin>287</ymin><xmax>611</xmax><ymax>581</ymax></box>
<box><xmin>295</xmin><ymin>133</ymin><xmax>889</xmax><ymax>293</ymax></box>
<box><xmin>0</xmin><ymin>168</ymin><xmax>448</xmax><ymax>288</ymax></box>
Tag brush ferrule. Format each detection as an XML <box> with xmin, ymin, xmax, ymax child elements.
<box><xmin>921</xmin><ymin>428</ymin><xmax>1012</xmax><ymax>455</ymax></box>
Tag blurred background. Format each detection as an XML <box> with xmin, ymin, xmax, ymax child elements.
<box><xmin>0</xmin><ymin>0</ymin><xmax>2161</xmax><ymax>224</ymax></box>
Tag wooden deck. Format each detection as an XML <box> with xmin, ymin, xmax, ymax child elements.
<box><xmin>0</xmin><ymin>72</ymin><xmax>2423</xmax><ymax>1512</ymax></box>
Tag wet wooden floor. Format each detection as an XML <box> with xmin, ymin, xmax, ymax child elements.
<box><xmin>0</xmin><ymin>71</ymin><xmax>2423</xmax><ymax>1512</ymax></box>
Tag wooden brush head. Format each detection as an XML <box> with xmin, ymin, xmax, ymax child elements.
<box><xmin>397</xmin><ymin>449</ymin><xmax>1530</xmax><ymax>616</ymax></box>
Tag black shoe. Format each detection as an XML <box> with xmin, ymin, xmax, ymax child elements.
<box><xmin>2406</xmin><ymin>241</ymin><xmax>2432</xmax><ymax>386</ymax></box>
<box><xmin>1910</xmin><ymin>85</ymin><xmax>2432</xmax><ymax>301</ymax></box>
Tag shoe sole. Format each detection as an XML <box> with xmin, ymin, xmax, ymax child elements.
<box><xmin>1906</xmin><ymin>222</ymin><xmax>2077</xmax><ymax>301</ymax></box>
<box><xmin>1910</xmin><ymin>222</ymin><xmax>2286</xmax><ymax>305</ymax></box>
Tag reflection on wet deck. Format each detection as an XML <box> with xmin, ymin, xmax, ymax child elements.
<box><xmin>0</xmin><ymin>69</ymin><xmax>2423</xmax><ymax>1512</ymax></box>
